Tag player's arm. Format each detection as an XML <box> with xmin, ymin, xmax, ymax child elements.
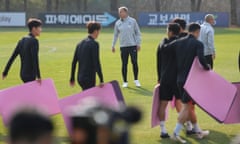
<box><xmin>157</xmin><ymin>44</ymin><xmax>162</xmax><ymax>83</ymax></box>
<box><xmin>197</xmin><ymin>42</ymin><xmax>210</xmax><ymax>70</ymax></box>
<box><xmin>31</xmin><ymin>39</ymin><xmax>41</xmax><ymax>82</ymax></box>
<box><xmin>2</xmin><ymin>40</ymin><xmax>21</xmax><ymax>79</ymax></box>
<box><xmin>70</xmin><ymin>45</ymin><xmax>78</xmax><ymax>86</ymax></box>
<box><xmin>134</xmin><ymin>20</ymin><xmax>141</xmax><ymax>51</ymax></box>
<box><xmin>93</xmin><ymin>42</ymin><xmax>104</xmax><ymax>85</ymax></box>
<box><xmin>207</xmin><ymin>29</ymin><xmax>215</xmax><ymax>59</ymax></box>
<box><xmin>112</xmin><ymin>23</ymin><xmax>119</xmax><ymax>53</ymax></box>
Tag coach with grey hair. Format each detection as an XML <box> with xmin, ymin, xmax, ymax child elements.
<box><xmin>112</xmin><ymin>6</ymin><xmax>142</xmax><ymax>88</ymax></box>
<box><xmin>199</xmin><ymin>14</ymin><xmax>216</xmax><ymax>68</ymax></box>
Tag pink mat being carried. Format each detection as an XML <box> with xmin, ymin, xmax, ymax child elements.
<box><xmin>58</xmin><ymin>80</ymin><xmax>124</xmax><ymax>134</ymax></box>
<box><xmin>0</xmin><ymin>79</ymin><xmax>61</xmax><ymax>125</ymax></box>
<box><xmin>151</xmin><ymin>84</ymin><xmax>175</xmax><ymax>128</ymax></box>
<box><xmin>184</xmin><ymin>58</ymin><xmax>237</xmax><ymax>123</ymax></box>
<box><xmin>224</xmin><ymin>82</ymin><xmax>240</xmax><ymax>124</ymax></box>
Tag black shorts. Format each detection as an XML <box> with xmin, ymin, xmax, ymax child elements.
<box><xmin>177</xmin><ymin>83</ymin><xmax>192</xmax><ymax>103</ymax></box>
<box><xmin>159</xmin><ymin>83</ymin><xmax>181</xmax><ymax>101</ymax></box>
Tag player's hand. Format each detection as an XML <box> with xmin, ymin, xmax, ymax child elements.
<box><xmin>36</xmin><ymin>79</ymin><xmax>42</xmax><ymax>85</ymax></box>
<box><xmin>2</xmin><ymin>74</ymin><xmax>6</xmax><ymax>80</ymax></box>
<box><xmin>112</xmin><ymin>47</ymin><xmax>115</xmax><ymax>53</ymax></box>
<box><xmin>137</xmin><ymin>45</ymin><xmax>141</xmax><ymax>52</ymax></box>
<box><xmin>70</xmin><ymin>81</ymin><xmax>75</xmax><ymax>87</ymax></box>
<box><xmin>99</xmin><ymin>83</ymin><xmax>104</xmax><ymax>88</ymax></box>
<box><xmin>212</xmin><ymin>54</ymin><xmax>216</xmax><ymax>60</ymax></box>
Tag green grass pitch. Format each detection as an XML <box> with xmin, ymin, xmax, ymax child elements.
<box><xmin>0</xmin><ymin>27</ymin><xmax>239</xmax><ymax>144</ymax></box>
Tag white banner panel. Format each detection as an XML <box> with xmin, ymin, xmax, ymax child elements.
<box><xmin>0</xmin><ymin>12</ymin><xmax>26</xmax><ymax>26</ymax></box>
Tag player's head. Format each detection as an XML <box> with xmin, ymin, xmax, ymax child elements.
<box><xmin>27</xmin><ymin>18</ymin><xmax>42</xmax><ymax>36</ymax></box>
<box><xmin>188</xmin><ymin>23</ymin><xmax>201</xmax><ymax>39</ymax></box>
<box><xmin>172</xmin><ymin>18</ymin><xmax>186</xmax><ymax>32</ymax></box>
<box><xmin>167</xmin><ymin>23</ymin><xmax>180</xmax><ymax>38</ymax></box>
<box><xmin>87</xmin><ymin>21</ymin><xmax>101</xmax><ymax>39</ymax></box>
<box><xmin>8</xmin><ymin>108</ymin><xmax>54</xmax><ymax>144</ymax></box>
<box><xmin>205</xmin><ymin>14</ymin><xmax>216</xmax><ymax>26</ymax></box>
<box><xmin>118</xmin><ymin>6</ymin><xmax>128</xmax><ymax>19</ymax></box>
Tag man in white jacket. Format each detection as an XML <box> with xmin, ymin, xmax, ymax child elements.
<box><xmin>199</xmin><ymin>14</ymin><xmax>216</xmax><ymax>68</ymax></box>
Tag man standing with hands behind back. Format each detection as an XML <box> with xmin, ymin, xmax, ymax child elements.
<box><xmin>112</xmin><ymin>6</ymin><xmax>142</xmax><ymax>88</ymax></box>
<box><xmin>199</xmin><ymin>14</ymin><xmax>216</xmax><ymax>68</ymax></box>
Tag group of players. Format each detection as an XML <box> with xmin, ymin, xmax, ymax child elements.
<box><xmin>2</xmin><ymin>6</ymin><xmax>217</xmax><ymax>144</ymax></box>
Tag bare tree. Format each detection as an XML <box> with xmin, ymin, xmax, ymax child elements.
<box><xmin>76</xmin><ymin>0</ymin><xmax>82</xmax><ymax>12</ymax></box>
<box><xmin>23</xmin><ymin>0</ymin><xmax>27</xmax><ymax>11</ymax></box>
<box><xmin>83</xmin><ymin>0</ymin><xmax>87</xmax><ymax>11</ymax></box>
<box><xmin>55</xmin><ymin>0</ymin><xmax>59</xmax><ymax>12</ymax></box>
<box><xmin>190</xmin><ymin>0</ymin><xmax>202</xmax><ymax>12</ymax></box>
<box><xmin>46</xmin><ymin>0</ymin><xmax>52</xmax><ymax>12</ymax></box>
<box><xmin>155</xmin><ymin>0</ymin><xmax>160</xmax><ymax>11</ymax></box>
<box><xmin>110</xmin><ymin>0</ymin><xmax>118</xmax><ymax>12</ymax></box>
<box><xmin>231</xmin><ymin>0</ymin><xmax>237</xmax><ymax>25</ymax></box>
<box><xmin>5</xmin><ymin>0</ymin><xmax>10</xmax><ymax>11</ymax></box>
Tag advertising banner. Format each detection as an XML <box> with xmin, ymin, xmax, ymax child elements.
<box><xmin>139</xmin><ymin>12</ymin><xmax>229</xmax><ymax>27</ymax></box>
<box><xmin>0</xmin><ymin>12</ymin><xmax>26</xmax><ymax>27</ymax></box>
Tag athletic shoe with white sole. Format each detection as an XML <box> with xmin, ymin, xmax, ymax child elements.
<box><xmin>171</xmin><ymin>133</ymin><xmax>187</xmax><ymax>143</ymax></box>
<box><xmin>134</xmin><ymin>80</ymin><xmax>141</xmax><ymax>87</ymax></box>
<box><xmin>196</xmin><ymin>130</ymin><xmax>210</xmax><ymax>139</ymax></box>
<box><xmin>122</xmin><ymin>82</ymin><xmax>128</xmax><ymax>88</ymax></box>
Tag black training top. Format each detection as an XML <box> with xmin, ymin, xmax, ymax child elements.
<box><xmin>70</xmin><ymin>35</ymin><xmax>104</xmax><ymax>83</ymax></box>
<box><xmin>3</xmin><ymin>33</ymin><xmax>41</xmax><ymax>80</ymax></box>
<box><xmin>157</xmin><ymin>36</ymin><xmax>178</xmax><ymax>84</ymax></box>
<box><xmin>162</xmin><ymin>34</ymin><xmax>210</xmax><ymax>84</ymax></box>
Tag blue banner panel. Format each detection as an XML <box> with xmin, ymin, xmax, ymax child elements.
<box><xmin>138</xmin><ymin>12</ymin><xmax>229</xmax><ymax>27</ymax></box>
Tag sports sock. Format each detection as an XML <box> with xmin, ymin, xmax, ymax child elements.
<box><xmin>160</xmin><ymin>121</ymin><xmax>167</xmax><ymax>133</ymax></box>
<box><xmin>174</xmin><ymin>123</ymin><xmax>183</xmax><ymax>136</ymax></box>
<box><xmin>193</xmin><ymin>123</ymin><xmax>202</xmax><ymax>132</ymax></box>
<box><xmin>186</xmin><ymin>121</ymin><xmax>193</xmax><ymax>131</ymax></box>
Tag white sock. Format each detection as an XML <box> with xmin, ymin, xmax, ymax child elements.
<box><xmin>193</xmin><ymin>123</ymin><xmax>202</xmax><ymax>132</ymax></box>
<box><xmin>174</xmin><ymin>123</ymin><xmax>183</xmax><ymax>136</ymax></box>
<box><xmin>160</xmin><ymin>121</ymin><xmax>167</xmax><ymax>133</ymax></box>
<box><xmin>186</xmin><ymin>121</ymin><xmax>193</xmax><ymax>131</ymax></box>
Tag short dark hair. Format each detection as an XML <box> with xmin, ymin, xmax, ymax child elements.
<box><xmin>188</xmin><ymin>23</ymin><xmax>201</xmax><ymax>32</ymax></box>
<box><xmin>9</xmin><ymin>108</ymin><xmax>54</xmax><ymax>143</ymax></box>
<box><xmin>168</xmin><ymin>23</ymin><xmax>180</xmax><ymax>35</ymax></box>
<box><xmin>173</xmin><ymin>18</ymin><xmax>187</xmax><ymax>30</ymax></box>
<box><xmin>27</xmin><ymin>18</ymin><xmax>42</xmax><ymax>32</ymax></box>
<box><xmin>87</xmin><ymin>21</ymin><xmax>101</xmax><ymax>34</ymax></box>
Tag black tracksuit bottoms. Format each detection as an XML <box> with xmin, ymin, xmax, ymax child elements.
<box><xmin>120</xmin><ymin>46</ymin><xmax>139</xmax><ymax>82</ymax></box>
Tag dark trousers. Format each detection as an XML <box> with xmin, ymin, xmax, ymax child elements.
<box><xmin>205</xmin><ymin>55</ymin><xmax>213</xmax><ymax>69</ymax></box>
<box><xmin>120</xmin><ymin>46</ymin><xmax>139</xmax><ymax>82</ymax></box>
<box><xmin>78</xmin><ymin>80</ymin><xmax>95</xmax><ymax>90</ymax></box>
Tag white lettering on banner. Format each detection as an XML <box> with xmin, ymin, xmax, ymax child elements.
<box><xmin>43</xmin><ymin>13</ymin><xmax>116</xmax><ymax>26</ymax></box>
<box><xmin>45</xmin><ymin>15</ymin><xmax>57</xmax><ymax>24</ymax></box>
<box><xmin>147</xmin><ymin>13</ymin><xmax>190</xmax><ymax>26</ymax></box>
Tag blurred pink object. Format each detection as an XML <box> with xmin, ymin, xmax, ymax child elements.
<box><xmin>0</xmin><ymin>79</ymin><xmax>61</xmax><ymax>125</ymax></box>
<box><xmin>184</xmin><ymin>58</ymin><xmax>237</xmax><ymax>123</ymax></box>
<box><xmin>58</xmin><ymin>80</ymin><xmax>124</xmax><ymax>134</ymax></box>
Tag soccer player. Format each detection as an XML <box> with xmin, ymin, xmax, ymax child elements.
<box><xmin>70</xmin><ymin>21</ymin><xmax>104</xmax><ymax>90</ymax></box>
<box><xmin>157</xmin><ymin>23</ymin><xmax>181</xmax><ymax>138</ymax></box>
<box><xmin>173</xmin><ymin>18</ymin><xmax>195</xmax><ymax>135</ymax></box>
<box><xmin>2</xmin><ymin>18</ymin><xmax>42</xmax><ymax>83</ymax></box>
<box><xmin>112</xmin><ymin>6</ymin><xmax>142</xmax><ymax>88</ymax></box>
<box><xmin>199</xmin><ymin>14</ymin><xmax>216</xmax><ymax>68</ymax></box>
<box><xmin>162</xmin><ymin>23</ymin><xmax>210</xmax><ymax>143</ymax></box>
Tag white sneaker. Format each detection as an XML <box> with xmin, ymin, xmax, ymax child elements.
<box><xmin>171</xmin><ymin>133</ymin><xmax>187</xmax><ymax>143</ymax></box>
<box><xmin>134</xmin><ymin>80</ymin><xmax>141</xmax><ymax>87</ymax></box>
<box><xmin>122</xmin><ymin>82</ymin><xmax>128</xmax><ymax>88</ymax></box>
<box><xmin>196</xmin><ymin>130</ymin><xmax>210</xmax><ymax>139</ymax></box>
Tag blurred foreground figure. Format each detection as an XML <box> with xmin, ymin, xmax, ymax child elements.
<box><xmin>69</xmin><ymin>98</ymin><xmax>142</xmax><ymax>144</ymax></box>
<box><xmin>8</xmin><ymin>108</ymin><xmax>54</xmax><ymax>144</ymax></box>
